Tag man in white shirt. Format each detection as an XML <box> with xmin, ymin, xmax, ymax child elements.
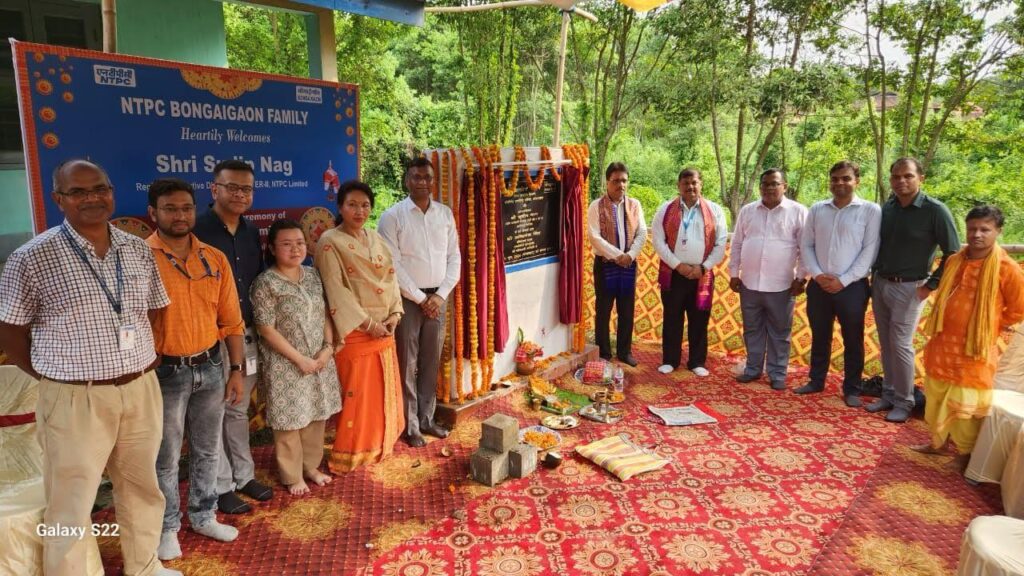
<box><xmin>652</xmin><ymin>168</ymin><xmax>728</xmax><ymax>377</ymax></box>
<box><xmin>378</xmin><ymin>157</ymin><xmax>461</xmax><ymax>447</ymax></box>
<box><xmin>798</xmin><ymin>161</ymin><xmax>881</xmax><ymax>406</ymax></box>
<box><xmin>587</xmin><ymin>162</ymin><xmax>648</xmax><ymax>366</ymax></box>
<box><xmin>729</xmin><ymin>169</ymin><xmax>808</xmax><ymax>390</ymax></box>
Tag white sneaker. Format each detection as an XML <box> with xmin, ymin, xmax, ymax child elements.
<box><xmin>692</xmin><ymin>367</ymin><xmax>710</xmax><ymax>377</ymax></box>
<box><xmin>657</xmin><ymin>364</ymin><xmax>674</xmax><ymax>374</ymax></box>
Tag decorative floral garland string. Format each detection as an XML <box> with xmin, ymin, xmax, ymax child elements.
<box><xmin>543</xmin><ymin>145</ymin><xmax>562</xmax><ymax>182</ymax></box>
<box><xmin>562</xmin><ymin>144</ymin><xmax>591</xmax><ymax>352</ymax></box>
<box><xmin>437</xmin><ymin>149</ymin><xmax>452</xmax><ymax>403</ymax></box>
<box><xmin>485</xmin><ymin>145</ymin><xmax>500</xmax><ymax>394</ymax></box>
<box><xmin>471</xmin><ymin>145</ymin><xmax>491</xmax><ymax>397</ymax></box>
<box><xmin>430</xmin><ymin>150</ymin><xmax>441</xmax><ymax>201</ymax></box>
<box><xmin>462</xmin><ymin>147</ymin><xmax>480</xmax><ymax>398</ymax></box>
<box><xmin>451</xmin><ymin>148</ymin><xmax>466</xmax><ymax>403</ymax></box>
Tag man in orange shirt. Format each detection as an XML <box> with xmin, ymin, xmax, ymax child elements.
<box><xmin>145</xmin><ymin>178</ymin><xmax>246</xmax><ymax>561</ymax></box>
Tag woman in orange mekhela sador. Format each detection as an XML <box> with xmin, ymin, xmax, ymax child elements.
<box><xmin>315</xmin><ymin>180</ymin><xmax>405</xmax><ymax>472</ymax></box>
<box><xmin>915</xmin><ymin>204</ymin><xmax>1024</xmax><ymax>459</ymax></box>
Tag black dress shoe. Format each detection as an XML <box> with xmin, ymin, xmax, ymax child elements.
<box><xmin>770</xmin><ymin>380</ymin><xmax>786</xmax><ymax>391</ymax></box>
<box><xmin>865</xmin><ymin>398</ymin><xmax>894</xmax><ymax>413</ymax></box>
<box><xmin>218</xmin><ymin>492</ymin><xmax>251</xmax><ymax>514</ymax></box>
<box><xmin>405</xmin><ymin>434</ymin><xmax>427</xmax><ymax>448</ymax></box>
<box><xmin>238</xmin><ymin>479</ymin><xmax>273</xmax><ymax>501</ymax></box>
<box><xmin>423</xmin><ymin>424</ymin><xmax>450</xmax><ymax>439</ymax></box>
<box><xmin>599</xmin><ymin>352</ymin><xmax>613</xmax><ymax>361</ymax></box>
<box><xmin>735</xmin><ymin>373</ymin><xmax>761</xmax><ymax>383</ymax></box>
<box><xmin>793</xmin><ymin>383</ymin><xmax>824</xmax><ymax>395</ymax></box>
<box><xmin>844</xmin><ymin>395</ymin><xmax>863</xmax><ymax>408</ymax></box>
<box><xmin>617</xmin><ymin>354</ymin><xmax>639</xmax><ymax>367</ymax></box>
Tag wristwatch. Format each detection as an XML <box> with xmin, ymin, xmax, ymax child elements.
<box><xmin>229</xmin><ymin>364</ymin><xmax>243</xmax><ymax>372</ymax></box>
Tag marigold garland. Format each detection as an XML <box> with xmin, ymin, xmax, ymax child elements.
<box><xmin>485</xmin><ymin>145</ymin><xmax>499</xmax><ymax>394</ymax></box>
<box><xmin>437</xmin><ymin>149</ymin><xmax>453</xmax><ymax>403</ymax></box>
<box><xmin>430</xmin><ymin>150</ymin><xmax>441</xmax><ymax>201</ymax></box>
<box><xmin>542</xmin><ymin>145</ymin><xmax>561</xmax><ymax>182</ymax></box>
<box><xmin>562</xmin><ymin>144</ymin><xmax>591</xmax><ymax>353</ymax></box>
<box><xmin>451</xmin><ymin>148</ymin><xmax>465</xmax><ymax>404</ymax></box>
<box><xmin>462</xmin><ymin>147</ymin><xmax>480</xmax><ymax>399</ymax></box>
<box><xmin>519</xmin><ymin>146</ymin><xmax>548</xmax><ymax>191</ymax></box>
<box><xmin>499</xmin><ymin>147</ymin><xmax>520</xmax><ymax>198</ymax></box>
<box><xmin>471</xmin><ymin>145</ymin><xmax>492</xmax><ymax>397</ymax></box>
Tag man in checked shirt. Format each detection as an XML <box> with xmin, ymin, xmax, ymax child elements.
<box><xmin>0</xmin><ymin>159</ymin><xmax>181</xmax><ymax>576</ymax></box>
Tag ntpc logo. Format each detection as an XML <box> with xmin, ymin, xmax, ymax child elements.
<box><xmin>93</xmin><ymin>65</ymin><xmax>136</xmax><ymax>87</ymax></box>
<box><xmin>296</xmin><ymin>86</ymin><xmax>322</xmax><ymax>104</ymax></box>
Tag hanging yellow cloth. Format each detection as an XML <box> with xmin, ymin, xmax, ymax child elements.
<box><xmin>616</xmin><ymin>0</ymin><xmax>672</xmax><ymax>12</ymax></box>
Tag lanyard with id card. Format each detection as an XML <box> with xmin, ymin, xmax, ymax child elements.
<box><xmin>61</xmin><ymin>225</ymin><xmax>137</xmax><ymax>351</ymax></box>
<box><xmin>680</xmin><ymin>202</ymin><xmax>699</xmax><ymax>246</ymax></box>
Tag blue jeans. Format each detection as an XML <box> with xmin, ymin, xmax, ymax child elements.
<box><xmin>155</xmin><ymin>350</ymin><xmax>226</xmax><ymax>532</ymax></box>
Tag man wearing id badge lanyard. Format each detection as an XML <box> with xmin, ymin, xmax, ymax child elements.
<box><xmin>0</xmin><ymin>160</ymin><xmax>181</xmax><ymax>576</ymax></box>
<box><xmin>193</xmin><ymin>159</ymin><xmax>274</xmax><ymax>514</ymax></box>
<box><xmin>145</xmin><ymin>178</ymin><xmax>247</xmax><ymax>560</ymax></box>
<box><xmin>652</xmin><ymin>168</ymin><xmax>728</xmax><ymax>377</ymax></box>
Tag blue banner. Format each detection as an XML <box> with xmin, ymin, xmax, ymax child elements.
<box><xmin>14</xmin><ymin>41</ymin><xmax>358</xmax><ymax>243</ymax></box>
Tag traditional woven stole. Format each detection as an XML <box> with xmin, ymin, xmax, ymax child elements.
<box><xmin>598</xmin><ymin>196</ymin><xmax>640</xmax><ymax>296</ymax></box>
<box><xmin>657</xmin><ymin>198</ymin><xmax>717</xmax><ymax>310</ymax></box>
<box><xmin>598</xmin><ymin>195</ymin><xmax>639</xmax><ymax>251</ymax></box>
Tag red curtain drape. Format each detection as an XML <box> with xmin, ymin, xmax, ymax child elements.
<box><xmin>457</xmin><ymin>169</ymin><xmax>509</xmax><ymax>357</ymax></box>
<box><xmin>559</xmin><ymin>164</ymin><xmax>587</xmax><ymax>324</ymax></box>
<box><xmin>492</xmin><ymin>170</ymin><xmax>510</xmax><ymax>353</ymax></box>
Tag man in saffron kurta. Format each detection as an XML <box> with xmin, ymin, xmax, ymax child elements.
<box><xmin>917</xmin><ymin>205</ymin><xmax>1024</xmax><ymax>456</ymax></box>
<box><xmin>652</xmin><ymin>168</ymin><xmax>727</xmax><ymax>377</ymax></box>
<box><xmin>587</xmin><ymin>162</ymin><xmax>648</xmax><ymax>367</ymax></box>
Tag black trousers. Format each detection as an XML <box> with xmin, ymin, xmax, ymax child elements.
<box><xmin>593</xmin><ymin>258</ymin><xmax>636</xmax><ymax>358</ymax></box>
<box><xmin>806</xmin><ymin>279</ymin><xmax>870</xmax><ymax>395</ymax></box>
<box><xmin>660</xmin><ymin>271</ymin><xmax>709</xmax><ymax>369</ymax></box>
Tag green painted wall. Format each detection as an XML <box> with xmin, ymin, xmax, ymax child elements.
<box><xmin>0</xmin><ymin>0</ymin><xmax>228</xmax><ymax>260</ymax></box>
<box><xmin>116</xmin><ymin>0</ymin><xmax>228</xmax><ymax>67</ymax></box>
<box><xmin>0</xmin><ymin>169</ymin><xmax>29</xmax><ymax>230</ymax></box>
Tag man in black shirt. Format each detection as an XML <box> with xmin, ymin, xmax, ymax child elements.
<box><xmin>867</xmin><ymin>157</ymin><xmax>960</xmax><ymax>423</ymax></box>
<box><xmin>193</xmin><ymin>159</ymin><xmax>273</xmax><ymax>513</ymax></box>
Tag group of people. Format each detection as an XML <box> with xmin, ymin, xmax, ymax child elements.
<box><xmin>0</xmin><ymin>157</ymin><xmax>458</xmax><ymax>575</ymax></box>
<box><xmin>1</xmin><ymin>151</ymin><xmax>1021</xmax><ymax>575</ymax></box>
<box><xmin>589</xmin><ymin>157</ymin><xmax>1024</xmax><ymax>456</ymax></box>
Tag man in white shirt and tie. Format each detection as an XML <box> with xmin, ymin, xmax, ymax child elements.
<box><xmin>728</xmin><ymin>169</ymin><xmax>808</xmax><ymax>390</ymax></box>
<box><xmin>652</xmin><ymin>168</ymin><xmax>728</xmax><ymax>377</ymax></box>
<box><xmin>378</xmin><ymin>157</ymin><xmax>461</xmax><ymax>447</ymax></box>
<box><xmin>797</xmin><ymin>161</ymin><xmax>881</xmax><ymax>406</ymax></box>
<box><xmin>587</xmin><ymin>162</ymin><xmax>648</xmax><ymax>366</ymax></box>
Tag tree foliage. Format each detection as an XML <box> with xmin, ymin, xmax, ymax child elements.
<box><xmin>223</xmin><ymin>1</ymin><xmax>1024</xmax><ymax>243</ymax></box>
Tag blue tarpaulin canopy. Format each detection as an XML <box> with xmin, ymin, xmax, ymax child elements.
<box><xmin>288</xmin><ymin>0</ymin><xmax>425</xmax><ymax>26</ymax></box>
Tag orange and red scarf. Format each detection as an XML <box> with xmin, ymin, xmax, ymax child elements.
<box><xmin>658</xmin><ymin>198</ymin><xmax>717</xmax><ymax>310</ymax></box>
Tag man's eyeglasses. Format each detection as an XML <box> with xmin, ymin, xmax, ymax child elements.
<box><xmin>213</xmin><ymin>182</ymin><xmax>254</xmax><ymax>196</ymax></box>
<box><xmin>157</xmin><ymin>205</ymin><xmax>196</xmax><ymax>216</ymax></box>
<box><xmin>56</xmin><ymin>185</ymin><xmax>113</xmax><ymax>199</ymax></box>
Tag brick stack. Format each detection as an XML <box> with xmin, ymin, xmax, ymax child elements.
<box><xmin>470</xmin><ymin>414</ymin><xmax>538</xmax><ymax>486</ymax></box>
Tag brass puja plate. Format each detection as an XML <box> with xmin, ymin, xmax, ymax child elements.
<box><xmin>590</xmin><ymin>390</ymin><xmax>625</xmax><ymax>404</ymax></box>
<box><xmin>579</xmin><ymin>405</ymin><xmax>624</xmax><ymax>424</ymax></box>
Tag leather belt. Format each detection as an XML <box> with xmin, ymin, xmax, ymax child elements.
<box><xmin>421</xmin><ymin>287</ymin><xmax>439</xmax><ymax>294</ymax></box>
<box><xmin>162</xmin><ymin>344</ymin><xmax>219</xmax><ymax>367</ymax></box>
<box><xmin>877</xmin><ymin>273</ymin><xmax>925</xmax><ymax>283</ymax></box>
<box><xmin>54</xmin><ymin>370</ymin><xmax>149</xmax><ymax>387</ymax></box>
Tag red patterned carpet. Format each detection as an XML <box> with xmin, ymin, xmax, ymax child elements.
<box><xmin>95</xmin><ymin>342</ymin><xmax>1002</xmax><ymax>575</ymax></box>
